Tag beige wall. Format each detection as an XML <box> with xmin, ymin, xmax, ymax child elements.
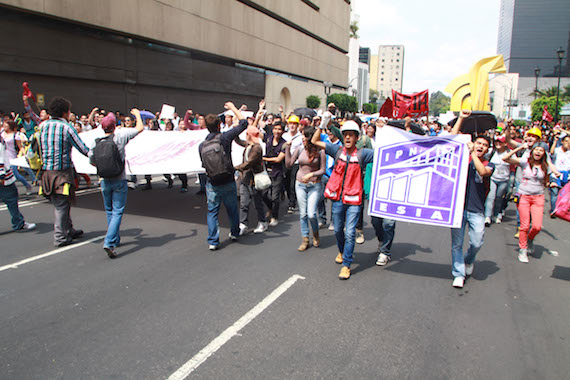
<box><xmin>369</xmin><ymin>55</ymin><xmax>378</xmax><ymax>91</ymax></box>
<box><xmin>1</xmin><ymin>0</ymin><xmax>349</xmax><ymax>86</ymax></box>
<box><xmin>264</xmin><ymin>74</ymin><xmax>344</xmax><ymax>115</ymax></box>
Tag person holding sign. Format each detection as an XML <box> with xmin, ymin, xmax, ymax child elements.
<box><xmin>449</xmin><ymin>110</ymin><xmax>495</xmax><ymax>288</ymax></box>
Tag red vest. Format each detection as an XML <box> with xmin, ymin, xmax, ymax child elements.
<box><xmin>324</xmin><ymin>148</ymin><xmax>363</xmax><ymax>205</ymax></box>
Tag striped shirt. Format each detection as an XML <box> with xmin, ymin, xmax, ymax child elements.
<box><xmin>40</xmin><ymin>118</ymin><xmax>89</xmax><ymax>170</ymax></box>
<box><xmin>0</xmin><ymin>137</ymin><xmax>16</xmax><ymax>186</ymax></box>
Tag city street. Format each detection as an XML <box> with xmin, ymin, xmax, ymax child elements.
<box><xmin>1</xmin><ymin>178</ymin><xmax>569</xmax><ymax>379</ymax></box>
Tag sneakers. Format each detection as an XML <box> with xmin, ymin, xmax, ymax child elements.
<box><xmin>485</xmin><ymin>217</ymin><xmax>491</xmax><ymax>227</ymax></box>
<box><xmin>355</xmin><ymin>230</ymin><xmax>365</xmax><ymax>244</ymax></box>
<box><xmin>269</xmin><ymin>218</ymin><xmax>279</xmax><ymax>227</ymax></box>
<box><xmin>17</xmin><ymin>222</ymin><xmax>37</xmax><ymax>231</ymax></box>
<box><xmin>452</xmin><ymin>277</ymin><xmax>464</xmax><ymax>288</ymax></box>
<box><xmin>328</xmin><ymin>223</ymin><xmax>335</xmax><ymax>231</ymax></box>
<box><xmin>287</xmin><ymin>207</ymin><xmax>295</xmax><ymax>214</ymax></box>
<box><xmin>518</xmin><ymin>248</ymin><xmax>529</xmax><ymax>263</ymax></box>
<box><xmin>127</xmin><ymin>182</ymin><xmax>137</xmax><ymax>190</ymax></box>
<box><xmin>527</xmin><ymin>239</ymin><xmax>535</xmax><ymax>254</ymax></box>
<box><xmin>465</xmin><ymin>263</ymin><xmax>474</xmax><ymax>276</ymax></box>
<box><xmin>180</xmin><ymin>187</ymin><xmax>188</xmax><ymax>193</ymax></box>
<box><xmin>25</xmin><ymin>186</ymin><xmax>33</xmax><ymax>196</ymax></box>
<box><xmin>495</xmin><ymin>214</ymin><xmax>502</xmax><ymax>224</ymax></box>
<box><xmin>253</xmin><ymin>222</ymin><xmax>268</xmax><ymax>233</ymax></box>
<box><xmin>375</xmin><ymin>253</ymin><xmax>391</xmax><ymax>266</ymax></box>
<box><xmin>104</xmin><ymin>246</ymin><xmax>117</xmax><ymax>258</ymax></box>
<box><xmin>338</xmin><ymin>266</ymin><xmax>351</xmax><ymax>280</ymax></box>
<box><xmin>514</xmin><ymin>227</ymin><xmax>520</xmax><ymax>238</ymax></box>
<box><xmin>239</xmin><ymin>223</ymin><xmax>248</xmax><ymax>236</ymax></box>
<box><xmin>228</xmin><ymin>232</ymin><xmax>238</xmax><ymax>241</ymax></box>
<box><xmin>335</xmin><ymin>252</ymin><xmax>343</xmax><ymax>264</ymax></box>
<box><xmin>208</xmin><ymin>244</ymin><xmax>218</xmax><ymax>251</ymax></box>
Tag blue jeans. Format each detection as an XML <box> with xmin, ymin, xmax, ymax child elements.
<box><xmin>0</xmin><ymin>183</ymin><xmax>25</xmax><ymax>230</ymax></box>
<box><xmin>295</xmin><ymin>181</ymin><xmax>322</xmax><ymax>237</ymax></box>
<box><xmin>331</xmin><ymin>200</ymin><xmax>361</xmax><ymax>267</ymax></box>
<box><xmin>371</xmin><ymin>216</ymin><xmax>396</xmax><ymax>255</ymax></box>
<box><xmin>206</xmin><ymin>181</ymin><xmax>240</xmax><ymax>246</ymax></box>
<box><xmin>101</xmin><ymin>179</ymin><xmax>128</xmax><ymax>249</ymax></box>
<box><xmin>11</xmin><ymin>165</ymin><xmax>31</xmax><ymax>188</ymax></box>
<box><xmin>450</xmin><ymin>210</ymin><xmax>485</xmax><ymax>278</ymax></box>
<box><xmin>317</xmin><ymin>175</ymin><xmax>329</xmax><ymax>224</ymax></box>
<box><xmin>484</xmin><ymin>179</ymin><xmax>509</xmax><ymax>218</ymax></box>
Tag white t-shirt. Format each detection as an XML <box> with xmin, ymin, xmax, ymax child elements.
<box><xmin>283</xmin><ymin>131</ymin><xmax>302</xmax><ymax>165</ymax></box>
<box><xmin>518</xmin><ymin>158</ymin><xmax>547</xmax><ymax>195</ymax></box>
<box><xmin>489</xmin><ymin>149</ymin><xmax>511</xmax><ymax>182</ymax></box>
<box><xmin>553</xmin><ymin>147</ymin><xmax>570</xmax><ymax>172</ymax></box>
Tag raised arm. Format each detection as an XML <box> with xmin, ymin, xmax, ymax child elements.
<box><xmin>131</xmin><ymin>108</ymin><xmax>144</xmax><ymax>133</ymax></box>
<box><xmin>451</xmin><ymin>110</ymin><xmax>471</xmax><ymax>135</ymax></box>
<box><xmin>183</xmin><ymin>109</ymin><xmax>200</xmax><ymax>130</ymax></box>
<box><xmin>88</xmin><ymin>107</ymin><xmax>98</xmax><ymax>128</ymax></box>
<box><xmin>468</xmin><ymin>142</ymin><xmax>493</xmax><ymax>177</ymax></box>
<box><xmin>504</xmin><ymin>119</ymin><xmax>520</xmax><ymax>149</ymax></box>
<box><xmin>311</xmin><ymin>126</ymin><xmax>327</xmax><ymax>150</ymax></box>
<box><xmin>252</xmin><ymin>100</ymin><xmax>265</xmax><ymax>129</ymax></box>
<box><xmin>226</xmin><ymin>102</ymin><xmax>245</xmax><ymax>121</ymax></box>
<box><xmin>502</xmin><ymin>143</ymin><xmax>526</xmax><ymax>165</ymax></box>
<box><xmin>22</xmin><ymin>95</ymin><xmax>40</xmax><ymax>124</ymax></box>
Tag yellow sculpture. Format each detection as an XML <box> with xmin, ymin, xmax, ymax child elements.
<box><xmin>445</xmin><ymin>55</ymin><xmax>506</xmax><ymax>111</ymax></box>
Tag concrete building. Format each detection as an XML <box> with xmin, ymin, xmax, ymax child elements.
<box><xmin>357</xmin><ymin>62</ymin><xmax>369</xmax><ymax>108</ymax></box>
<box><xmin>377</xmin><ymin>45</ymin><xmax>404</xmax><ymax>99</ymax></box>
<box><xmin>0</xmin><ymin>0</ymin><xmax>350</xmax><ymax>115</ymax></box>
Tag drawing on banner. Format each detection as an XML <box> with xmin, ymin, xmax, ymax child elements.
<box><xmin>369</xmin><ymin>127</ymin><xmax>470</xmax><ymax>228</ymax></box>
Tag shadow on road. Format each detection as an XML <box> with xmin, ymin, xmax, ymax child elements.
<box><xmin>551</xmin><ymin>265</ymin><xmax>570</xmax><ymax>281</ymax></box>
<box><xmin>351</xmin><ymin>242</ymin><xmax>432</xmax><ymax>276</ymax></box>
<box><xmin>114</xmin><ymin>228</ymin><xmax>198</xmax><ymax>258</ymax></box>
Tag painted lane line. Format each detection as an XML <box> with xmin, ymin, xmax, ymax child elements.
<box><xmin>167</xmin><ymin>274</ymin><xmax>306</xmax><ymax>380</ymax></box>
<box><xmin>0</xmin><ymin>235</ymin><xmax>106</xmax><ymax>272</ymax></box>
<box><xmin>0</xmin><ymin>188</ymin><xmax>101</xmax><ymax>211</ymax></box>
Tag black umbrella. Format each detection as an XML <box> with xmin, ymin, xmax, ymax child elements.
<box><xmin>293</xmin><ymin>107</ymin><xmax>317</xmax><ymax>118</ymax></box>
<box><xmin>386</xmin><ymin>119</ymin><xmax>426</xmax><ymax>135</ymax></box>
<box><xmin>448</xmin><ymin>111</ymin><xmax>497</xmax><ymax>135</ymax></box>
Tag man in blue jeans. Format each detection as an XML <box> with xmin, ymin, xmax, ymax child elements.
<box><xmin>450</xmin><ymin>110</ymin><xmax>495</xmax><ymax>288</ymax></box>
<box><xmin>199</xmin><ymin>102</ymin><xmax>247</xmax><ymax>251</ymax></box>
<box><xmin>311</xmin><ymin>121</ymin><xmax>374</xmax><ymax>280</ymax></box>
<box><xmin>90</xmin><ymin>109</ymin><xmax>144</xmax><ymax>258</ymax></box>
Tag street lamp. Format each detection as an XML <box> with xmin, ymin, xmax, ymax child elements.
<box><xmin>323</xmin><ymin>81</ymin><xmax>332</xmax><ymax>103</ymax></box>
<box><xmin>555</xmin><ymin>47</ymin><xmax>565</xmax><ymax>124</ymax></box>
<box><xmin>534</xmin><ymin>66</ymin><xmax>540</xmax><ymax>100</ymax></box>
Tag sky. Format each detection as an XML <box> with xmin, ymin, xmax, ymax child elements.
<box><xmin>352</xmin><ymin>0</ymin><xmax>501</xmax><ymax>95</ymax></box>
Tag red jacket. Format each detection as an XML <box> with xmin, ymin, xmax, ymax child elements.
<box><xmin>324</xmin><ymin>147</ymin><xmax>363</xmax><ymax>205</ymax></box>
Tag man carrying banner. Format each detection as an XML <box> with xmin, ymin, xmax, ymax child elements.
<box><xmin>199</xmin><ymin>102</ymin><xmax>247</xmax><ymax>251</ymax></box>
<box><xmin>311</xmin><ymin>120</ymin><xmax>374</xmax><ymax>280</ymax></box>
<box><xmin>450</xmin><ymin>110</ymin><xmax>495</xmax><ymax>288</ymax></box>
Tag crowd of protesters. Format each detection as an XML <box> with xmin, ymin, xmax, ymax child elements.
<box><xmin>1</xmin><ymin>93</ymin><xmax>569</xmax><ymax>288</ymax></box>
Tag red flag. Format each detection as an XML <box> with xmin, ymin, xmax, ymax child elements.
<box><xmin>22</xmin><ymin>82</ymin><xmax>37</xmax><ymax>102</ymax></box>
<box><xmin>379</xmin><ymin>97</ymin><xmax>393</xmax><ymax>117</ymax></box>
<box><xmin>392</xmin><ymin>90</ymin><xmax>429</xmax><ymax>118</ymax></box>
<box><xmin>542</xmin><ymin>105</ymin><xmax>553</xmax><ymax>122</ymax></box>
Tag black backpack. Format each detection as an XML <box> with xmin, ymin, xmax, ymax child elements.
<box><xmin>93</xmin><ymin>134</ymin><xmax>124</xmax><ymax>178</ymax></box>
<box><xmin>200</xmin><ymin>135</ymin><xmax>234</xmax><ymax>185</ymax></box>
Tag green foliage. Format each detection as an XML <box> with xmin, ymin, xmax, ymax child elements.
<box><xmin>535</xmin><ymin>86</ymin><xmax>560</xmax><ymax>98</ymax></box>
<box><xmin>512</xmin><ymin>119</ymin><xmax>527</xmax><ymax>127</ymax></box>
<box><xmin>362</xmin><ymin>103</ymin><xmax>378</xmax><ymax>114</ymax></box>
<box><xmin>429</xmin><ymin>91</ymin><xmax>450</xmax><ymax>116</ymax></box>
<box><xmin>327</xmin><ymin>93</ymin><xmax>358</xmax><ymax>116</ymax></box>
<box><xmin>530</xmin><ymin>96</ymin><xmax>557</xmax><ymax>121</ymax></box>
<box><xmin>349</xmin><ymin>21</ymin><xmax>359</xmax><ymax>39</ymax></box>
<box><xmin>369</xmin><ymin>89</ymin><xmax>379</xmax><ymax>103</ymax></box>
<box><xmin>306</xmin><ymin>95</ymin><xmax>321</xmax><ymax>109</ymax></box>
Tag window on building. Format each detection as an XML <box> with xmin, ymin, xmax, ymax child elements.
<box><xmin>382</xmin><ymin>59</ymin><xmax>385</xmax><ymax>62</ymax></box>
<box><xmin>381</xmin><ymin>78</ymin><xmax>384</xmax><ymax>81</ymax></box>
<box><xmin>395</xmin><ymin>78</ymin><xmax>398</xmax><ymax>81</ymax></box>
<box><xmin>396</xmin><ymin>59</ymin><xmax>399</xmax><ymax>62</ymax></box>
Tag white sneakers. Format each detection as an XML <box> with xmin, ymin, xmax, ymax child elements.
<box><xmin>495</xmin><ymin>214</ymin><xmax>502</xmax><ymax>224</ymax></box>
<box><xmin>269</xmin><ymin>218</ymin><xmax>279</xmax><ymax>227</ymax></box>
<box><xmin>208</xmin><ymin>244</ymin><xmax>218</xmax><ymax>251</ymax></box>
<box><xmin>19</xmin><ymin>222</ymin><xmax>37</xmax><ymax>231</ymax></box>
<box><xmin>355</xmin><ymin>230</ymin><xmax>365</xmax><ymax>244</ymax></box>
<box><xmin>239</xmin><ymin>223</ymin><xmax>248</xmax><ymax>236</ymax></box>
<box><xmin>375</xmin><ymin>253</ymin><xmax>391</xmax><ymax>266</ymax></box>
<box><xmin>485</xmin><ymin>217</ymin><xmax>491</xmax><ymax>227</ymax></box>
<box><xmin>253</xmin><ymin>222</ymin><xmax>268</xmax><ymax>234</ymax></box>
<box><xmin>465</xmin><ymin>263</ymin><xmax>474</xmax><ymax>276</ymax></box>
<box><xmin>452</xmin><ymin>277</ymin><xmax>464</xmax><ymax>288</ymax></box>
<box><xmin>518</xmin><ymin>249</ymin><xmax>529</xmax><ymax>263</ymax></box>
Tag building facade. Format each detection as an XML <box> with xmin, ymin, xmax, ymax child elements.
<box><xmin>0</xmin><ymin>0</ymin><xmax>350</xmax><ymax>115</ymax></box>
<box><xmin>377</xmin><ymin>45</ymin><xmax>404</xmax><ymax>99</ymax></box>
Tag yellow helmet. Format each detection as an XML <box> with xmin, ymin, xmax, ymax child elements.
<box><xmin>527</xmin><ymin>127</ymin><xmax>542</xmax><ymax>139</ymax></box>
<box><xmin>287</xmin><ymin>115</ymin><xmax>300</xmax><ymax>124</ymax></box>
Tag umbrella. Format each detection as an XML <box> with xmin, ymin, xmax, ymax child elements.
<box><xmin>138</xmin><ymin>110</ymin><xmax>155</xmax><ymax>121</ymax></box>
<box><xmin>386</xmin><ymin>119</ymin><xmax>426</xmax><ymax>135</ymax></box>
<box><xmin>293</xmin><ymin>107</ymin><xmax>317</xmax><ymax>118</ymax></box>
<box><xmin>448</xmin><ymin>111</ymin><xmax>497</xmax><ymax>135</ymax></box>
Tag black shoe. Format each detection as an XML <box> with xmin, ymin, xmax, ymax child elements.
<box><xmin>142</xmin><ymin>183</ymin><xmax>152</xmax><ymax>191</ymax></box>
<box><xmin>55</xmin><ymin>240</ymin><xmax>73</xmax><ymax>248</ymax></box>
<box><xmin>167</xmin><ymin>178</ymin><xmax>173</xmax><ymax>188</ymax></box>
<box><xmin>71</xmin><ymin>229</ymin><xmax>84</xmax><ymax>239</ymax></box>
<box><xmin>104</xmin><ymin>247</ymin><xmax>117</xmax><ymax>259</ymax></box>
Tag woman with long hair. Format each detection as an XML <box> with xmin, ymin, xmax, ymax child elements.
<box><xmin>285</xmin><ymin>127</ymin><xmax>326</xmax><ymax>251</ymax></box>
<box><xmin>1</xmin><ymin>120</ymin><xmax>32</xmax><ymax>194</ymax></box>
<box><xmin>503</xmin><ymin>142</ymin><xmax>560</xmax><ymax>263</ymax></box>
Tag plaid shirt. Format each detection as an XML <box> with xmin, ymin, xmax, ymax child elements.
<box><xmin>40</xmin><ymin>118</ymin><xmax>89</xmax><ymax>171</ymax></box>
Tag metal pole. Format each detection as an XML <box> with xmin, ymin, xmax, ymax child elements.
<box><xmin>534</xmin><ymin>73</ymin><xmax>539</xmax><ymax>100</ymax></box>
<box><xmin>555</xmin><ymin>58</ymin><xmax>562</xmax><ymax>124</ymax></box>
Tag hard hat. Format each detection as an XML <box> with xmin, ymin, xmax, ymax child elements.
<box><xmin>288</xmin><ymin>115</ymin><xmax>300</xmax><ymax>124</ymax></box>
<box><xmin>527</xmin><ymin>127</ymin><xmax>542</xmax><ymax>138</ymax></box>
<box><xmin>340</xmin><ymin>120</ymin><xmax>360</xmax><ymax>135</ymax></box>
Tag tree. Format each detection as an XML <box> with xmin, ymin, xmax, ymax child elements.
<box><xmin>429</xmin><ymin>91</ymin><xmax>450</xmax><ymax>116</ymax></box>
<box><xmin>327</xmin><ymin>93</ymin><xmax>358</xmax><ymax>116</ymax></box>
<box><xmin>534</xmin><ymin>86</ymin><xmax>560</xmax><ymax>98</ymax></box>
<box><xmin>369</xmin><ymin>89</ymin><xmax>379</xmax><ymax>104</ymax></box>
<box><xmin>530</xmin><ymin>96</ymin><xmax>557</xmax><ymax>122</ymax></box>
<box><xmin>349</xmin><ymin>21</ymin><xmax>359</xmax><ymax>39</ymax></box>
<box><xmin>362</xmin><ymin>103</ymin><xmax>378</xmax><ymax>114</ymax></box>
<box><xmin>306</xmin><ymin>95</ymin><xmax>320</xmax><ymax>109</ymax></box>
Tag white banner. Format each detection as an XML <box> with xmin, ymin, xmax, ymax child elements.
<box><xmin>368</xmin><ymin>127</ymin><xmax>471</xmax><ymax>228</ymax></box>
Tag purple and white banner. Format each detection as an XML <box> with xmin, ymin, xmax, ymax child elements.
<box><xmin>368</xmin><ymin>127</ymin><xmax>471</xmax><ymax>228</ymax></box>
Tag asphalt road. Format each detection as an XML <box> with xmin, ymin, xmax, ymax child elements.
<box><xmin>1</xmin><ymin>177</ymin><xmax>569</xmax><ymax>379</ymax></box>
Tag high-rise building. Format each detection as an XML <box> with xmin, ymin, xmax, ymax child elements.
<box><xmin>359</xmin><ymin>47</ymin><xmax>371</xmax><ymax>69</ymax></box>
<box><xmin>377</xmin><ymin>45</ymin><xmax>404</xmax><ymax>98</ymax></box>
<box><xmin>497</xmin><ymin>0</ymin><xmax>569</xmax><ymax>77</ymax></box>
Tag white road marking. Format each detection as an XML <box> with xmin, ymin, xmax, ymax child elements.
<box><xmin>0</xmin><ymin>235</ymin><xmax>105</xmax><ymax>272</ymax></box>
<box><xmin>167</xmin><ymin>274</ymin><xmax>306</xmax><ymax>380</ymax></box>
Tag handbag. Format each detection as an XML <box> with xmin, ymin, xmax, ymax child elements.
<box><xmin>254</xmin><ymin>164</ymin><xmax>271</xmax><ymax>191</ymax></box>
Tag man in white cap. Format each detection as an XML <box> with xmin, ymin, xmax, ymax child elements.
<box><xmin>311</xmin><ymin>120</ymin><xmax>374</xmax><ymax>280</ymax></box>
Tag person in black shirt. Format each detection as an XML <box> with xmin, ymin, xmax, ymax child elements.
<box><xmin>262</xmin><ymin>122</ymin><xmax>287</xmax><ymax>226</ymax></box>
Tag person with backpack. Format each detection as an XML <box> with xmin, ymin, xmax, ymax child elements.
<box><xmin>89</xmin><ymin>109</ymin><xmax>144</xmax><ymax>258</ymax></box>
<box><xmin>199</xmin><ymin>101</ymin><xmax>247</xmax><ymax>251</ymax></box>
<box><xmin>311</xmin><ymin>120</ymin><xmax>374</xmax><ymax>280</ymax></box>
